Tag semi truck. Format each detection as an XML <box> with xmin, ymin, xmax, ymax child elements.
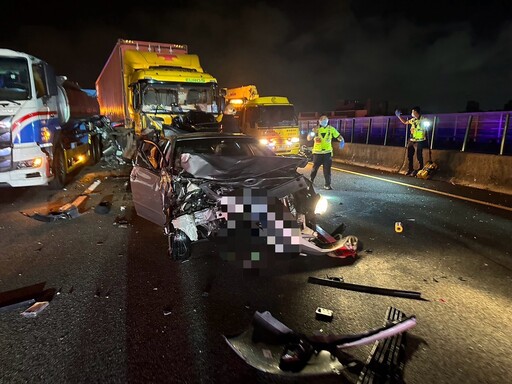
<box><xmin>0</xmin><ymin>48</ymin><xmax>103</xmax><ymax>188</ymax></box>
<box><xmin>96</xmin><ymin>38</ymin><xmax>223</xmax><ymax>145</ymax></box>
<box><xmin>225</xmin><ymin>85</ymin><xmax>300</xmax><ymax>155</ymax></box>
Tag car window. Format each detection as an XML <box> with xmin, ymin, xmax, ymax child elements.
<box><xmin>136</xmin><ymin>140</ymin><xmax>164</xmax><ymax>171</ymax></box>
<box><xmin>247</xmin><ymin>142</ymin><xmax>276</xmax><ymax>156</ymax></box>
<box><xmin>176</xmin><ymin>138</ymin><xmax>273</xmax><ymax>157</ymax></box>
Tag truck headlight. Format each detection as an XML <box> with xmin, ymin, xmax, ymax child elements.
<box><xmin>16</xmin><ymin>157</ymin><xmax>43</xmax><ymax>169</ymax></box>
<box><xmin>314</xmin><ymin>195</ymin><xmax>328</xmax><ymax>215</ymax></box>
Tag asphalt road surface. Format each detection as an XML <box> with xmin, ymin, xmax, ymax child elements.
<box><xmin>0</xmin><ymin>159</ymin><xmax>511</xmax><ymax>384</ymax></box>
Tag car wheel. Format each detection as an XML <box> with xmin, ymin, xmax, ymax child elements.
<box><xmin>168</xmin><ymin>229</ymin><xmax>192</xmax><ymax>261</ymax></box>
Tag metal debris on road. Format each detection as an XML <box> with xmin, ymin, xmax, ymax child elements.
<box><xmin>308</xmin><ymin>276</ymin><xmax>427</xmax><ymax>301</ymax></box>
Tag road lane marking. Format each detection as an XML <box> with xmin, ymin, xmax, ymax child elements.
<box><xmin>331</xmin><ymin>166</ymin><xmax>512</xmax><ymax>213</ymax></box>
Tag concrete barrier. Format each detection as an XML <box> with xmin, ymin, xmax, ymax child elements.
<box><xmin>332</xmin><ymin>143</ymin><xmax>512</xmax><ymax>195</ymax></box>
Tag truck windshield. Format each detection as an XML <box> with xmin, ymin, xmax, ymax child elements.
<box><xmin>141</xmin><ymin>83</ymin><xmax>218</xmax><ymax>114</ymax></box>
<box><xmin>246</xmin><ymin>105</ymin><xmax>297</xmax><ymax>128</ymax></box>
<box><xmin>0</xmin><ymin>57</ymin><xmax>31</xmax><ymax>101</ymax></box>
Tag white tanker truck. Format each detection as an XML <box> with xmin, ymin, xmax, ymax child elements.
<box><xmin>0</xmin><ymin>48</ymin><xmax>104</xmax><ymax>188</ymax></box>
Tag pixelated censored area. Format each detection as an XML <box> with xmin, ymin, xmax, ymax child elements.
<box><xmin>216</xmin><ymin>188</ymin><xmax>301</xmax><ymax>270</ymax></box>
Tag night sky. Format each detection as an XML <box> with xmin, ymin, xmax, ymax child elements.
<box><xmin>1</xmin><ymin>0</ymin><xmax>511</xmax><ymax>114</ymax></box>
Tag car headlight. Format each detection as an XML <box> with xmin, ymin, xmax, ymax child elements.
<box><xmin>314</xmin><ymin>195</ymin><xmax>328</xmax><ymax>215</ymax></box>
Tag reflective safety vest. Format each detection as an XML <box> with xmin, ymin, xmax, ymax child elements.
<box><xmin>312</xmin><ymin>125</ymin><xmax>340</xmax><ymax>154</ymax></box>
<box><xmin>407</xmin><ymin>116</ymin><xmax>427</xmax><ymax>141</ymax></box>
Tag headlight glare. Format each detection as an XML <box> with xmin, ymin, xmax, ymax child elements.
<box><xmin>314</xmin><ymin>195</ymin><xmax>328</xmax><ymax>215</ymax></box>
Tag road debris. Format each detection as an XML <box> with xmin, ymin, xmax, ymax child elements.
<box><xmin>315</xmin><ymin>307</ymin><xmax>333</xmax><ymax>322</ymax></box>
<box><xmin>308</xmin><ymin>276</ymin><xmax>427</xmax><ymax>301</ymax></box>
<box><xmin>357</xmin><ymin>307</ymin><xmax>410</xmax><ymax>384</ymax></box>
<box><xmin>21</xmin><ymin>301</ymin><xmax>49</xmax><ymax>318</ymax></box>
<box><xmin>21</xmin><ymin>180</ymin><xmax>102</xmax><ymax>222</ymax></box>
<box><xmin>163</xmin><ymin>307</ymin><xmax>172</xmax><ymax>316</ymax></box>
<box><xmin>224</xmin><ymin>310</ymin><xmax>416</xmax><ymax>376</ymax></box>
<box><xmin>113</xmin><ymin>215</ymin><xmax>129</xmax><ymax>228</ymax></box>
<box><xmin>0</xmin><ymin>298</ymin><xmax>36</xmax><ymax>314</ymax></box>
<box><xmin>94</xmin><ymin>201</ymin><xmax>112</xmax><ymax>214</ymax></box>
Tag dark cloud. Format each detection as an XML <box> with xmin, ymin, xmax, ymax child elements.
<box><xmin>1</xmin><ymin>0</ymin><xmax>510</xmax><ymax>113</ymax></box>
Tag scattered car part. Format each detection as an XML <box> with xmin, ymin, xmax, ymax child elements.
<box><xmin>0</xmin><ymin>298</ymin><xmax>36</xmax><ymax>313</ymax></box>
<box><xmin>20</xmin><ymin>301</ymin><xmax>49</xmax><ymax>318</ymax></box>
<box><xmin>224</xmin><ymin>310</ymin><xmax>416</xmax><ymax>376</ymax></box>
<box><xmin>357</xmin><ymin>307</ymin><xmax>410</xmax><ymax>384</ymax></box>
<box><xmin>94</xmin><ymin>201</ymin><xmax>112</xmax><ymax>214</ymax></box>
<box><xmin>315</xmin><ymin>307</ymin><xmax>333</xmax><ymax>322</ymax></box>
<box><xmin>308</xmin><ymin>276</ymin><xmax>426</xmax><ymax>301</ymax></box>
<box><xmin>21</xmin><ymin>179</ymin><xmax>101</xmax><ymax>222</ymax></box>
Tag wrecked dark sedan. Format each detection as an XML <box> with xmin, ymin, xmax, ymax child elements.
<box><xmin>130</xmin><ymin>132</ymin><xmax>358</xmax><ymax>265</ymax></box>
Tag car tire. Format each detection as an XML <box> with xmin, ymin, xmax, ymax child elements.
<box><xmin>168</xmin><ymin>229</ymin><xmax>192</xmax><ymax>261</ymax></box>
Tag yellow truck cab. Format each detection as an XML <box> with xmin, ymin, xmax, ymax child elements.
<box><xmin>226</xmin><ymin>86</ymin><xmax>300</xmax><ymax>155</ymax></box>
<box><xmin>96</xmin><ymin>39</ymin><xmax>222</xmax><ymax>139</ymax></box>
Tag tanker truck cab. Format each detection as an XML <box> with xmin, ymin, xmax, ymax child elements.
<box><xmin>241</xmin><ymin>96</ymin><xmax>300</xmax><ymax>156</ymax></box>
<box><xmin>0</xmin><ymin>50</ymin><xmax>57</xmax><ymax>187</ymax></box>
<box><xmin>0</xmin><ymin>48</ymin><xmax>101</xmax><ymax>188</ymax></box>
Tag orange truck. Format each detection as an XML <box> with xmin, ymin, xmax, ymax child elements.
<box><xmin>225</xmin><ymin>85</ymin><xmax>300</xmax><ymax>155</ymax></box>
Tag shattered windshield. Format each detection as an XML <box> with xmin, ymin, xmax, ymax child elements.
<box><xmin>174</xmin><ymin>137</ymin><xmax>274</xmax><ymax>161</ymax></box>
<box><xmin>246</xmin><ymin>105</ymin><xmax>297</xmax><ymax>128</ymax></box>
<box><xmin>172</xmin><ymin>136</ymin><xmax>305</xmax><ymax>181</ymax></box>
<box><xmin>141</xmin><ymin>83</ymin><xmax>218</xmax><ymax>114</ymax></box>
<box><xmin>0</xmin><ymin>57</ymin><xmax>31</xmax><ymax>100</ymax></box>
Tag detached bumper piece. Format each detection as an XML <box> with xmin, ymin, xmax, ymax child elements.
<box><xmin>357</xmin><ymin>307</ymin><xmax>409</xmax><ymax>384</ymax></box>
<box><xmin>21</xmin><ymin>206</ymin><xmax>80</xmax><ymax>222</ymax></box>
<box><xmin>224</xmin><ymin>310</ymin><xmax>416</xmax><ymax>377</ymax></box>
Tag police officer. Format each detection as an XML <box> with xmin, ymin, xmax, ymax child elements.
<box><xmin>307</xmin><ymin>115</ymin><xmax>344</xmax><ymax>190</ymax></box>
<box><xmin>396</xmin><ymin>106</ymin><xmax>428</xmax><ymax>176</ymax></box>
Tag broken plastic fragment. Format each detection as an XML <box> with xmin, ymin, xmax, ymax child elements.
<box><xmin>21</xmin><ymin>301</ymin><xmax>49</xmax><ymax>318</ymax></box>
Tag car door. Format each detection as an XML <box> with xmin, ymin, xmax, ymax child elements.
<box><xmin>130</xmin><ymin>140</ymin><xmax>168</xmax><ymax>226</ymax></box>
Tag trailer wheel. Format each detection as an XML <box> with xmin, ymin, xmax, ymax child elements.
<box><xmin>49</xmin><ymin>147</ymin><xmax>67</xmax><ymax>189</ymax></box>
<box><xmin>93</xmin><ymin>136</ymin><xmax>102</xmax><ymax>163</ymax></box>
<box><xmin>89</xmin><ymin>136</ymin><xmax>101</xmax><ymax>165</ymax></box>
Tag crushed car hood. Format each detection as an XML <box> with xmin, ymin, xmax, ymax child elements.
<box><xmin>180</xmin><ymin>154</ymin><xmax>307</xmax><ymax>181</ymax></box>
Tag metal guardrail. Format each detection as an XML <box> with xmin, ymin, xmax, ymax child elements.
<box><xmin>298</xmin><ymin>111</ymin><xmax>512</xmax><ymax>156</ymax></box>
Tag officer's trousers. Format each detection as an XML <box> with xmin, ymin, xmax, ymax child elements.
<box><xmin>310</xmin><ymin>153</ymin><xmax>333</xmax><ymax>186</ymax></box>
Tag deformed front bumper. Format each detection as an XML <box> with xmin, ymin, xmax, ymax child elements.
<box><xmin>299</xmin><ymin>224</ymin><xmax>358</xmax><ymax>258</ymax></box>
